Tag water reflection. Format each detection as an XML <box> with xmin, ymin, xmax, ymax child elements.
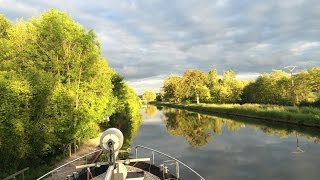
<box><xmin>133</xmin><ymin>106</ymin><xmax>320</xmax><ymax>179</ymax></box>
<box><xmin>162</xmin><ymin>107</ymin><xmax>320</xmax><ymax>148</ymax></box>
<box><xmin>144</xmin><ymin>105</ymin><xmax>158</xmax><ymax>118</ymax></box>
<box><xmin>290</xmin><ymin>131</ymin><xmax>305</xmax><ymax>154</ymax></box>
<box><xmin>108</xmin><ymin>110</ymin><xmax>142</xmax><ymax>148</ymax></box>
<box><xmin>164</xmin><ymin>109</ymin><xmax>213</xmax><ymax>147</ymax></box>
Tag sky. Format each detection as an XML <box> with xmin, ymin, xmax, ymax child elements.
<box><xmin>1</xmin><ymin>0</ymin><xmax>320</xmax><ymax>95</ymax></box>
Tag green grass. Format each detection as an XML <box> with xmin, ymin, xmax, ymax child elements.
<box><xmin>154</xmin><ymin>102</ymin><xmax>320</xmax><ymax>127</ymax></box>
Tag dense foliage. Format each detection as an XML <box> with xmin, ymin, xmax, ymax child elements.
<box><xmin>142</xmin><ymin>89</ymin><xmax>156</xmax><ymax>102</ymax></box>
<box><xmin>161</xmin><ymin>68</ymin><xmax>320</xmax><ymax>106</ymax></box>
<box><xmin>0</xmin><ymin>11</ymin><xmax>141</xmax><ymax>178</ymax></box>
<box><xmin>108</xmin><ymin>74</ymin><xmax>142</xmax><ymax>148</ymax></box>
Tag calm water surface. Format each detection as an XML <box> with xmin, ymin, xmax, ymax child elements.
<box><xmin>131</xmin><ymin>106</ymin><xmax>320</xmax><ymax>180</ymax></box>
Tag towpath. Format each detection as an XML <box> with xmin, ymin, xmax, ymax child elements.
<box><xmin>44</xmin><ymin>133</ymin><xmax>102</xmax><ymax>179</ymax></box>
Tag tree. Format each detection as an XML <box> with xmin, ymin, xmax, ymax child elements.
<box><xmin>0</xmin><ymin>15</ymin><xmax>12</xmax><ymax>37</ymax></box>
<box><xmin>241</xmin><ymin>70</ymin><xmax>291</xmax><ymax>105</ymax></box>
<box><xmin>162</xmin><ymin>75</ymin><xmax>183</xmax><ymax>102</ymax></box>
<box><xmin>217</xmin><ymin>70</ymin><xmax>245</xmax><ymax>103</ymax></box>
<box><xmin>0</xmin><ymin>71</ymin><xmax>32</xmax><ymax>173</ymax></box>
<box><xmin>143</xmin><ymin>89</ymin><xmax>156</xmax><ymax>102</ymax></box>
<box><xmin>0</xmin><ymin>10</ymin><xmax>142</xmax><ymax>177</ymax></box>
<box><xmin>287</xmin><ymin>68</ymin><xmax>320</xmax><ymax>105</ymax></box>
<box><xmin>25</xmin><ymin>10</ymin><xmax>117</xmax><ymax>144</ymax></box>
<box><xmin>305</xmin><ymin>67</ymin><xmax>320</xmax><ymax>93</ymax></box>
<box><xmin>109</xmin><ymin>74</ymin><xmax>142</xmax><ymax>147</ymax></box>
<box><xmin>207</xmin><ymin>69</ymin><xmax>220</xmax><ymax>102</ymax></box>
<box><xmin>181</xmin><ymin>69</ymin><xmax>209</xmax><ymax>104</ymax></box>
<box><xmin>0</xmin><ymin>15</ymin><xmax>12</xmax><ymax>68</ymax></box>
<box><xmin>294</xmin><ymin>71</ymin><xmax>317</xmax><ymax>104</ymax></box>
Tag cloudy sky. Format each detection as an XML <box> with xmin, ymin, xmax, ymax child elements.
<box><xmin>1</xmin><ymin>0</ymin><xmax>320</xmax><ymax>94</ymax></box>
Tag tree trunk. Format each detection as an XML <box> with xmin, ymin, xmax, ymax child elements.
<box><xmin>75</xmin><ymin>66</ymin><xmax>82</xmax><ymax>109</ymax></box>
<box><xmin>196</xmin><ymin>94</ymin><xmax>200</xmax><ymax>104</ymax></box>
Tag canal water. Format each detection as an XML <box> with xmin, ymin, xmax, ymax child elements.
<box><xmin>131</xmin><ymin>106</ymin><xmax>320</xmax><ymax>180</ymax></box>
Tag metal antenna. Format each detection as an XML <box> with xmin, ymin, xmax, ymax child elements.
<box><xmin>284</xmin><ymin>65</ymin><xmax>297</xmax><ymax>106</ymax></box>
<box><xmin>284</xmin><ymin>66</ymin><xmax>297</xmax><ymax>73</ymax></box>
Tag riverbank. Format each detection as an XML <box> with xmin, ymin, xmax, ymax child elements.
<box><xmin>28</xmin><ymin>134</ymin><xmax>102</xmax><ymax>179</ymax></box>
<box><xmin>54</xmin><ymin>133</ymin><xmax>102</xmax><ymax>167</ymax></box>
<box><xmin>153</xmin><ymin>102</ymin><xmax>320</xmax><ymax>128</ymax></box>
<box><xmin>44</xmin><ymin>133</ymin><xmax>102</xmax><ymax>179</ymax></box>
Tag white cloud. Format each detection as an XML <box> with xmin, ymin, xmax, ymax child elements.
<box><xmin>216</xmin><ymin>0</ymin><xmax>229</xmax><ymax>7</ymax></box>
<box><xmin>0</xmin><ymin>0</ymin><xmax>40</xmax><ymax>18</ymax></box>
<box><xmin>236</xmin><ymin>72</ymin><xmax>260</xmax><ymax>80</ymax></box>
<box><xmin>290</xmin><ymin>42</ymin><xmax>320</xmax><ymax>55</ymax></box>
<box><xmin>1</xmin><ymin>0</ymin><xmax>320</xmax><ymax>94</ymax></box>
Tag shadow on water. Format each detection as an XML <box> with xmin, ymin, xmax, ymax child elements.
<box><xmin>161</xmin><ymin>106</ymin><xmax>320</xmax><ymax>148</ymax></box>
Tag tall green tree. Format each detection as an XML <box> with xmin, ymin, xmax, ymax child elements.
<box><xmin>305</xmin><ymin>67</ymin><xmax>320</xmax><ymax>93</ymax></box>
<box><xmin>143</xmin><ymin>89</ymin><xmax>156</xmax><ymax>102</ymax></box>
<box><xmin>242</xmin><ymin>70</ymin><xmax>291</xmax><ymax>105</ymax></box>
<box><xmin>217</xmin><ymin>70</ymin><xmax>245</xmax><ymax>103</ymax></box>
<box><xmin>162</xmin><ymin>75</ymin><xmax>183</xmax><ymax>102</ymax></box>
<box><xmin>0</xmin><ymin>72</ymin><xmax>32</xmax><ymax>173</ymax></box>
<box><xmin>109</xmin><ymin>73</ymin><xmax>142</xmax><ymax>147</ymax></box>
<box><xmin>290</xmin><ymin>67</ymin><xmax>320</xmax><ymax>105</ymax></box>
<box><xmin>0</xmin><ymin>15</ymin><xmax>12</xmax><ymax>68</ymax></box>
<box><xmin>0</xmin><ymin>10</ymin><xmax>141</xmax><ymax>177</ymax></box>
<box><xmin>182</xmin><ymin>69</ymin><xmax>210</xmax><ymax>104</ymax></box>
<box><xmin>207</xmin><ymin>69</ymin><xmax>220</xmax><ymax>102</ymax></box>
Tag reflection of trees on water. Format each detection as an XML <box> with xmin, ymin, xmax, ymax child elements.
<box><xmin>225</xmin><ymin>121</ymin><xmax>243</xmax><ymax>132</ymax></box>
<box><xmin>164</xmin><ymin>109</ymin><xmax>213</xmax><ymax>147</ymax></box>
<box><xmin>163</xmin><ymin>109</ymin><xmax>252</xmax><ymax>147</ymax></box>
<box><xmin>212</xmin><ymin>117</ymin><xmax>223</xmax><ymax>134</ymax></box>
<box><xmin>144</xmin><ymin>105</ymin><xmax>157</xmax><ymax>118</ymax></box>
<box><xmin>163</xmin><ymin>108</ymin><xmax>320</xmax><ymax>148</ymax></box>
<box><xmin>109</xmin><ymin>109</ymin><xmax>142</xmax><ymax>148</ymax></box>
<box><xmin>315</xmin><ymin>138</ymin><xmax>320</xmax><ymax>144</ymax></box>
<box><xmin>163</xmin><ymin>109</ymin><xmax>243</xmax><ymax>147</ymax></box>
<box><xmin>260</xmin><ymin>127</ymin><xmax>293</xmax><ymax>138</ymax></box>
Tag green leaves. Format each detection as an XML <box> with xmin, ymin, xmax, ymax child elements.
<box><xmin>143</xmin><ymin>89</ymin><xmax>156</xmax><ymax>102</ymax></box>
<box><xmin>0</xmin><ymin>72</ymin><xmax>32</xmax><ymax>172</ymax></box>
<box><xmin>0</xmin><ymin>10</ymin><xmax>141</xmax><ymax>177</ymax></box>
<box><xmin>162</xmin><ymin>67</ymin><xmax>319</xmax><ymax>105</ymax></box>
<box><xmin>162</xmin><ymin>75</ymin><xmax>183</xmax><ymax>102</ymax></box>
<box><xmin>0</xmin><ymin>14</ymin><xmax>12</xmax><ymax>38</ymax></box>
<box><xmin>182</xmin><ymin>69</ymin><xmax>209</xmax><ymax>101</ymax></box>
<box><xmin>109</xmin><ymin>76</ymin><xmax>142</xmax><ymax>148</ymax></box>
<box><xmin>162</xmin><ymin>69</ymin><xmax>244</xmax><ymax>104</ymax></box>
<box><xmin>241</xmin><ymin>69</ymin><xmax>319</xmax><ymax>105</ymax></box>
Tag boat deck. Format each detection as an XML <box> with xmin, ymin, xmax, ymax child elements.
<box><xmin>92</xmin><ymin>165</ymin><xmax>160</xmax><ymax>180</ymax></box>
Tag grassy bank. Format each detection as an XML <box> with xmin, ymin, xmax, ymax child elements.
<box><xmin>154</xmin><ymin>102</ymin><xmax>320</xmax><ymax>128</ymax></box>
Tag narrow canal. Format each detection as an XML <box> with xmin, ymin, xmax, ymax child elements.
<box><xmin>131</xmin><ymin>105</ymin><xmax>320</xmax><ymax>180</ymax></box>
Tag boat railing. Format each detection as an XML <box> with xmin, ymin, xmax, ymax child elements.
<box><xmin>37</xmin><ymin>148</ymin><xmax>103</xmax><ymax>180</ymax></box>
<box><xmin>4</xmin><ymin>167</ymin><xmax>29</xmax><ymax>180</ymax></box>
<box><xmin>134</xmin><ymin>145</ymin><xmax>205</xmax><ymax>180</ymax></box>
